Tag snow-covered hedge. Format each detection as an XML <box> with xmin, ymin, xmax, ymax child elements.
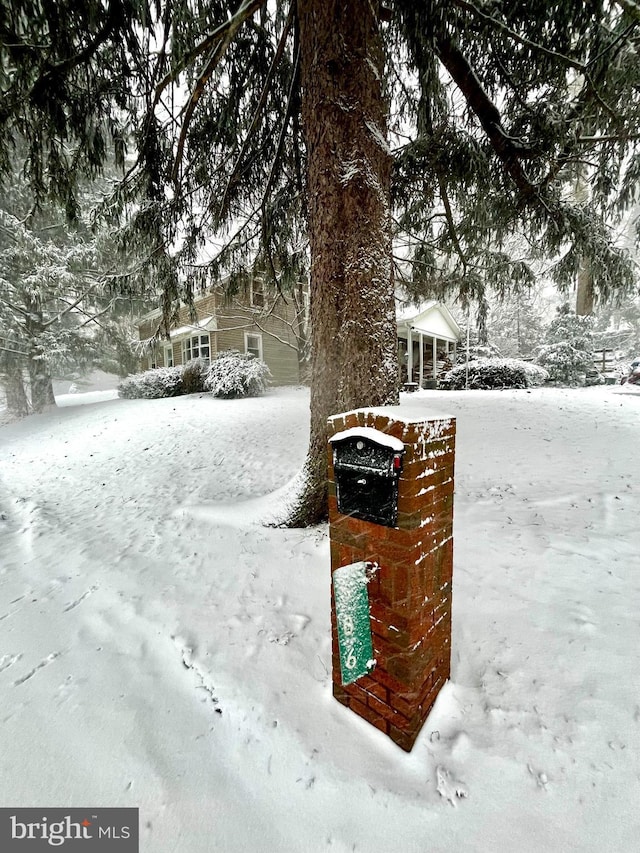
<box><xmin>204</xmin><ymin>350</ymin><xmax>271</xmax><ymax>398</ymax></box>
<box><xmin>179</xmin><ymin>359</ymin><xmax>209</xmax><ymax>394</ymax></box>
<box><xmin>118</xmin><ymin>366</ymin><xmax>185</xmax><ymax>399</ymax></box>
<box><xmin>117</xmin><ymin>360</ymin><xmax>208</xmax><ymax>399</ymax></box>
<box><xmin>442</xmin><ymin>358</ymin><xmax>549</xmax><ymax>390</ymax></box>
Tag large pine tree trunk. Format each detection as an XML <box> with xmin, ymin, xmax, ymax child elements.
<box><xmin>286</xmin><ymin>0</ymin><xmax>399</xmax><ymax>526</ymax></box>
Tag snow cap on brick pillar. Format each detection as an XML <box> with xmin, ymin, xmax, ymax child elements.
<box><xmin>328</xmin><ymin>405</ymin><xmax>455</xmax><ymax>752</ymax></box>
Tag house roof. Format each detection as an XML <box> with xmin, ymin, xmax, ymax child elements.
<box><xmin>396</xmin><ymin>300</ymin><xmax>461</xmax><ymax>342</ymax></box>
<box><xmin>169</xmin><ymin>315</ymin><xmax>217</xmax><ymax>338</ymax></box>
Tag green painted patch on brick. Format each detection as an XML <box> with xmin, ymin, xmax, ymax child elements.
<box><xmin>333</xmin><ymin>561</ymin><xmax>376</xmax><ymax>685</ymax></box>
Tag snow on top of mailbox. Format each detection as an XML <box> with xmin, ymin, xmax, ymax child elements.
<box><xmin>329</xmin><ymin>425</ymin><xmax>405</xmax><ymax>452</ymax></box>
<box><xmin>365</xmin><ymin>404</ymin><xmax>454</xmax><ymax>423</ymax></box>
<box><xmin>330</xmin><ymin>405</ymin><xmax>454</xmax><ymax>426</ymax></box>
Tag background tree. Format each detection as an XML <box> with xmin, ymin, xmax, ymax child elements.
<box><xmin>0</xmin><ymin>164</ymin><xmax>148</xmax><ymax>413</ymax></box>
<box><xmin>592</xmin><ymin>291</ymin><xmax>640</xmax><ymax>360</ymax></box>
<box><xmin>536</xmin><ymin>303</ymin><xmax>598</xmax><ymax>384</ymax></box>
<box><xmin>485</xmin><ymin>289</ymin><xmax>550</xmax><ymax>358</ymax></box>
<box><xmin>2</xmin><ymin>1</ymin><xmax>640</xmax><ymax>521</ymax></box>
<box><xmin>0</xmin><ymin>209</ymin><xmax>106</xmax><ymax>409</ymax></box>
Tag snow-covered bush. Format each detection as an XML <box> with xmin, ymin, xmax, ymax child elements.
<box><xmin>521</xmin><ymin>361</ymin><xmax>549</xmax><ymax>387</ymax></box>
<box><xmin>181</xmin><ymin>358</ymin><xmax>209</xmax><ymax>394</ymax></box>
<box><xmin>118</xmin><ymin>366</ymin><xmax>185</xmax><ymax>399</ymax></box>
<box><xmin>204</xmin><ymin>350</ymin><xmax>271</xmax><ymax>398</ymax></box>
<box><xmin>118</xmin><ymin>358</ymin><xmax>211</xmax><ymax>399</ymax></box>
<box><xmin>442</xmin><ymin>357</ymin><xmax>549</xmax><ymax>390</ymax></box>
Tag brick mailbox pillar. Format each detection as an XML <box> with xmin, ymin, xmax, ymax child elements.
<box><xmin>328</xmin><ymin>407</ymin><xmax>455</xmax><ymax>751</ymax></box>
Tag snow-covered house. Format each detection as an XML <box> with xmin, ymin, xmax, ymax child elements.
<box><xmin>397</xmin><ymin>301</ymin><xmax>461</xmax><ymax>387</ymax></box>
<box><xmin>138</xmin><ymin>289</ymin><xmax>460</xmax><ymax>391</ymax></box>
<box><xmin>137</xmin><ymin>279</ymin><xmax>304</xmax><ymax>386</ymax></box>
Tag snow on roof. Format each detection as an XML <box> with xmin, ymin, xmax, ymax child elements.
<box><xmin>169</xmin><ymin>316</ymin><xmax>217</xmax><ymax>337</ymax></box>
<box><xmin>396</xmin><ymin>300</ymin><xmax>461</xmax><ymax>341</ymax></box>
<box><xmin>395</xmin><ymin>299</ymin><xmax>438</xmax><ymax>323</ymax></box>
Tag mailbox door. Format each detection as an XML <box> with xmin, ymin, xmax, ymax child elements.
<box><xmin>332</xmin><ymin>435</ymin><xmax>402</xmax><ymax>527</ymax></box>
<box><xmin>336</xmin><ymin>468</ymin><xmax>399</xmax><ymax>526</ymax></box>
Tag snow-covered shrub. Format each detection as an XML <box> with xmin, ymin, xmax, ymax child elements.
<box><xmin>118</xmin><ymin>358</ymin><xmax>213</xmax><ymax>399</ymax></box>
<box><xmin>181</xmin><ymin>358</ymin><xmax>208</xmax><ymax>394</ymax></box>
<box><xmin>118</xmin><ymin>366</ymin><xmax>185</xmax><ymax>399</ymax></box>
<box><xmin>204</xmin><ymin>350</ymin><xmax>271</xmax><ymax>398</ymax></box>
<box><xmin>521</xmin><ymin>361</ymin><xmax>550</xmax><ymax>387</ymax></box>
<box><xmin>442</xmin><ymin>357</ymin><xmax>549</xmax><ymax>390</ymax></box>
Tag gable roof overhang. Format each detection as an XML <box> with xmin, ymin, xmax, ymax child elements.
<box><xmin>169</xmin><ymin>315</ymin><xmax>218</xmax><ymax>339</ymax></box>
<box><xmin>396</xmin><ymin>300</ymin><xmax>461</xmax><ymax>343</ymax></box>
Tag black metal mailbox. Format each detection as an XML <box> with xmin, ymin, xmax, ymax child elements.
<box><xmin>330</xmin><ymin>429</ymin><xmax>404</xmax><ymax>527</ymax></box>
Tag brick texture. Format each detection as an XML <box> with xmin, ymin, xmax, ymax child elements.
<box><xmin>328</xmin><ymin>409</ymin><xmax>455</xmax><ymax>751</ymax></box>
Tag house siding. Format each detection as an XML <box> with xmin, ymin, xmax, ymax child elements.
<box><xmin>214</xmin><ymin>294</ymin><xmax>300</xmax><ymax>386</ymax></box>
<box><xmin>137</xmin><ymin>287</ymin><xmax>302</xmax><ymax>384</ymax></box>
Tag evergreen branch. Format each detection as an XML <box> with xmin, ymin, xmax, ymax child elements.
<box><xmin>171</xmin><ymin>0</ymin><xmax>268</xmax><ymax>186</ymax></box>
<box><xmin>0</xmin><ymin>293</ymin><xmax>31</xmax><ymax>320</ymax></box>
<box><xmin>259</xmin><ymin>39</ymin><xmax>301</xmax><ymax>293</ymax></box>
<box><xmin>192</xmin><ymin>207</ymin><xmax>263</xmax><ymax>268</ymax></box>
<box><xmin>587</xmin><ymin>20</ymin><xmax>638</xmax><ymax>71</ymax></box>
<box><xmin>217</xmin><ymin>0</ymin><xmax>297</xmax><ymax>225</ymax></box>
<box><xmin>261</xmin><ymin>40</ymin><xmax>300</xmax><ymax>206</ymax></box>
<box><xmin>55</xmin><ymin>297</ymin><xmax>110</xmax><ymax>331</ymax></box>
<box><xmin>10</xmin><ymin>0</ymin><xmax>124</xmax><ymax>110</ymax></box>
<box><xmin>613</xmin><ymin>0</ymin><xmax>640</xmax><ymax>24</ymax></box>
<box><xmin>436</xmin><ymin>172</ymin><xmax>468</xmax><ymax>273</ymax></box>
<box><xmin>0</xmin><ymin>343</ymin><xmax>29</xmax><ymax>357</ymax></box>
<box><xmin>454</xmin><ymin>2</ymin><xmax>627</xmax><ymax>125</ymax></box>
<box><xmin>434</xmin><ymin>33</ymin><xmax>539</xmax><ymax>200</ymax></box>
<box><xmin>154</xmin><ymin>0</ymin><xmax>266</xmax><ymax>107</ymax></box>
<box><xmin>578</xmin><ymin>133</ymin><xmax>640</xmax><ymax>143</ymax></box>
<box><xmin>451</xmin><ymin>0</ymin><xmax>586</xmax><ymax>71</ymax></box>
<box><xmin>41</xmin><ymin>282</ymin><xmax>100</xmax><ymax>329</ymax></box>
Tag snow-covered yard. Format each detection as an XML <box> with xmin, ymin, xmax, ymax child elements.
<box><xmin>0</xmin><ymin>384</ymin><xmax>638</xmax><ymax>852</ymax></box>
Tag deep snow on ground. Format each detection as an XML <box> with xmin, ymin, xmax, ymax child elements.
<box><xmin>0</xmin><ymin>384</ymin><xmax>638</xmax><ymax>852</ymax></box>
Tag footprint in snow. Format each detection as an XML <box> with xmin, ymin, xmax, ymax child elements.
<box><xmin>436</xmin><ymin>765</ymin><xmax>468</xmax><ymax>806</ymax></box>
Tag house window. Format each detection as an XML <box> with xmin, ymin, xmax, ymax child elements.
<box><xmin>182</xmin><ymin>333</ymin><xmax>211</xmax><ymax>364</ymax></box>
<box><xmin>164</xmin><ymin>345</ymin><xmax>174</xmax><ymax>367</ymax></box>
<box><xmin>250</xmin><ymin>278</ymin><xmax>265</xmax><ymax>309</ymax></box>
<box><xmin>244</xmin><ymin>332</ymin><xmax>263</xmax><ymax>360</ymax></box>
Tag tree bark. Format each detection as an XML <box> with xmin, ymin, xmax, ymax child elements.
<box><xmin>286</xmin><ymin>0</ymin><xmax>399</xmax><ymax>526</ymax></box>
<box><xmin>27</xmin><ymin>348</ymin><xmax>56</xmax><ymax>412</ymax></box>
<box><xmin>25</xmin><ymin>318</ymin><xmax>56</xmax><ymax>412</ymax></box>
<box><xmin>576</xmin><ymin>256</ymin><xmax>594</xmax><ymax>316</ymax></box>
<box><xmin>21</xmin><ymin>296</ymin><xmax>57</xmax><ymax>413</ymax></box>
<box><xmin>0</xmin><ymin>355</ymin><xmax>30</xmax><ymax>418</ymax></box>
